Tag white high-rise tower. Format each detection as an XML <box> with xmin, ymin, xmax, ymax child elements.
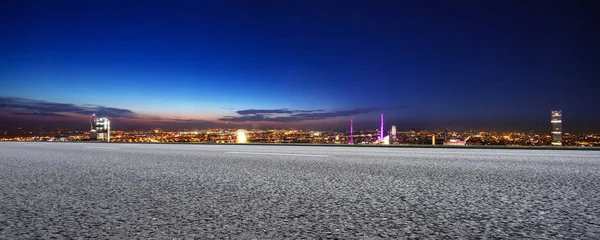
<box><xmin>551</xmin><ymin>110</ymin><xmax>562</xmax><ymax>146</ymax></box>
<box><xmin>90</xmin><ymin>115</ymin><xmax>110</xmax><ymax>142</ymax></box>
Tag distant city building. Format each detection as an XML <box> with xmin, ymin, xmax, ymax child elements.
<box><xmin>90</xmin><ymin>129</ymin><xmax>97</xmax><ymax>140</ymax></box>
<box><xmin>90</xmin><ymin>114</ymin><xmax>110</xmax><ymax>142</ymax></box>
<box><xmin>382</xmin><ymin>135</ymin><xmax>390</xmax><ymax>145</ymax></box>
<box><xmin>551</xmin><ymin>110</ymin><xmax>562</xmax><ymax>146</ymax></box>
<box><xmin>444</xmin><ymin>136</ymin><xmax>470</xmax><ymax>146</ymax></box>
<box><xmin>443</xmin><ymin>129</ymin><xmax>449</xmax><ymax>141</ymax></box>
<box><xmin>391</xmin><ymin>125</ymin><xmax>396</xmax><ymax>140</ymax></box>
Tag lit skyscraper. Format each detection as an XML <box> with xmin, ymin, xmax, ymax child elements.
<box><xmin>551</xmin><ymin>110</ymin><xmax>562</xmax><ymax>146</ymax></box>
<box><xmin>90</xmin><ymin>114</ymin><xmax>110</xmax><ymax>142</ymax></box>
<box><xmin>391</xmin><ymin>125</ymin><xmax>396</xmax><ymax>140</ymax></box>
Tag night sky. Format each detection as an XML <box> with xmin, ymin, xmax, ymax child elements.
<box><xmin>1</xmin><ymin>0</ymin><xmax>599</xmax><ymax>132</ymax></box>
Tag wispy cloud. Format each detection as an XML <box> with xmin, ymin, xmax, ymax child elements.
<box><xmin>1</xmin><ymin>96</ymin><xmax>407</xmax><ymax>128</ymax></box>
<box><xmin>11</xmin><ymin>112</ymin><xmax>67</xmax><ymax>117</ymax></box>
<box><xmin>0</xmin><ymin>97</ymin><xmax>217</xmax><ymax>129</ymax></box>
<box><xmin>235</xmin><ymin>109</ymin><xmax>323</xmax><ymax>115</ymax></box>
<box><xmin>219</xmin><ymin>106</ymin><xmax>407</xmax><ymax>123</ymax></box>
<box><xmin>0</xmin><ymin>97</ymin><xmax>134</xmax><ymax>117</ymax></box>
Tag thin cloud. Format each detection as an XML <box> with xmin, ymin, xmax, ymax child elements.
<box><xmin>11</xmin><ymin>112</ymin><xmax>67</xmax><ymax>117</ymax></box>
<box><xmin>235</xmin><ymin>109</ymin><xmax>323</xmax><ymax>115</ymax></box>
<box><xmin>0</xmin><ymin>97</ymin><xmax>216</xmax><ymax>128</ymax></box>
<box><xmin>219</xmin><ymin>106</ymin><xmax>408</xmax><ymax>123</ymax></box>
<box><xmin>0</xmin><ymin>97</ymin><xmax>134</xmax><ymax>117</ymax></box>
<box><xmin>167</xmin><ymin>118</ymin><xmax>215</xmax><ymax>124</ymax></box>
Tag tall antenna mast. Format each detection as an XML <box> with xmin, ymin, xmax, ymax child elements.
<box><xmin>350</xmin><ymin>119</ymin><xmax>354</xmax><ymax>144</ymax></box>
<box><xmin>380</xmin><ymin>114</ymin><xmax>384</xmax><ymax>140</ymax></box>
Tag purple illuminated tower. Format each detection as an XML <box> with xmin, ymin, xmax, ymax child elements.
<box><xmin>350</xmin><ymin>119</ymin><xmax>354</xmax><ymax>144</ymax></box>
<box><xmin>380</xmin><ymin>114</ymin><xmax>384</xmax><ymax>140</ymax></box>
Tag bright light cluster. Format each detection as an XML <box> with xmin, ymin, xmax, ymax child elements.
<box><xmin>236</xmin><ymin>129</ymin><xmax>248</xmax><ymax>143</ymax></box>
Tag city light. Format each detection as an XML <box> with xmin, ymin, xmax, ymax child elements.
<box><xmin>236</xmin><ymin>129</ymin><xmax>248</xmax><ymax>143</ymax></box>
<box><xmin>2</xmin><ymin>127</ymin><xmax>600</xmax><ymax>146</ymax></box>
<box><xmin>1</xmin><ymin>110</ymin><xmax>597</xmax><ymax>147</ymax></box>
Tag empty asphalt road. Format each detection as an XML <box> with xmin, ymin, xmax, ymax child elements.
<box><xmin>1</xmin><ymin>142</ymin><xmax>599</xmax><ymax>239</ymax></box>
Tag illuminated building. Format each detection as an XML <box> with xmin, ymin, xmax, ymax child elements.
<box><xmin>391</xmin><ymin>125</ymin><xmax>396</xmax><ymax>140</ymax></box>
<box><xmin>444</xmin><ymin>136</ymin><xmax>470</xmax><ymax>146</ymax></box>
<box><xmin>90</xmin><ymin>114</ymin><xmax>110</xmax><ymax>142</ymax></box>
<box><xmin>380</xmin><ymin>114</ymin><xmax>384</xmax><ymax>140</ymax></box>
<box><xmin>551</xmin><ymin>110</ymin><xmax>562</xmax><ymax>146</ymax></box>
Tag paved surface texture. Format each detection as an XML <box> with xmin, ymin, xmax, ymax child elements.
<box><xmin>1</xmin><ymin>142</ymin><xmax>599</xmax><ymax>239</ymax></box>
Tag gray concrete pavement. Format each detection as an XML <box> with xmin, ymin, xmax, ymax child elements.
<box><xmin>1</xmin><ymin>142</ymin><xmax>599</xmax><ymax>239</ymax></box>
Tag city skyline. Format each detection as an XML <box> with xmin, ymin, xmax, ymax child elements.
<box><xmin>1</xmin><ymin>1</ymin><xmax>599</xmax><ymax>132</ymax></box>
<box><xmin>3</xmin><ymin>124</ymin><xmax>600</xmax><ymax>147</ymax></box>
<box><xmin>0</xmin><ymin>97</ymin><xmax>597</xmax><ymax>136</ymax></box>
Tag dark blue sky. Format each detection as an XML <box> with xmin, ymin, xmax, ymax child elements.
<box><xmin>1</xmin><ymin>0</ymin><xmax>599</xmax><ymax>132</ymax></box>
